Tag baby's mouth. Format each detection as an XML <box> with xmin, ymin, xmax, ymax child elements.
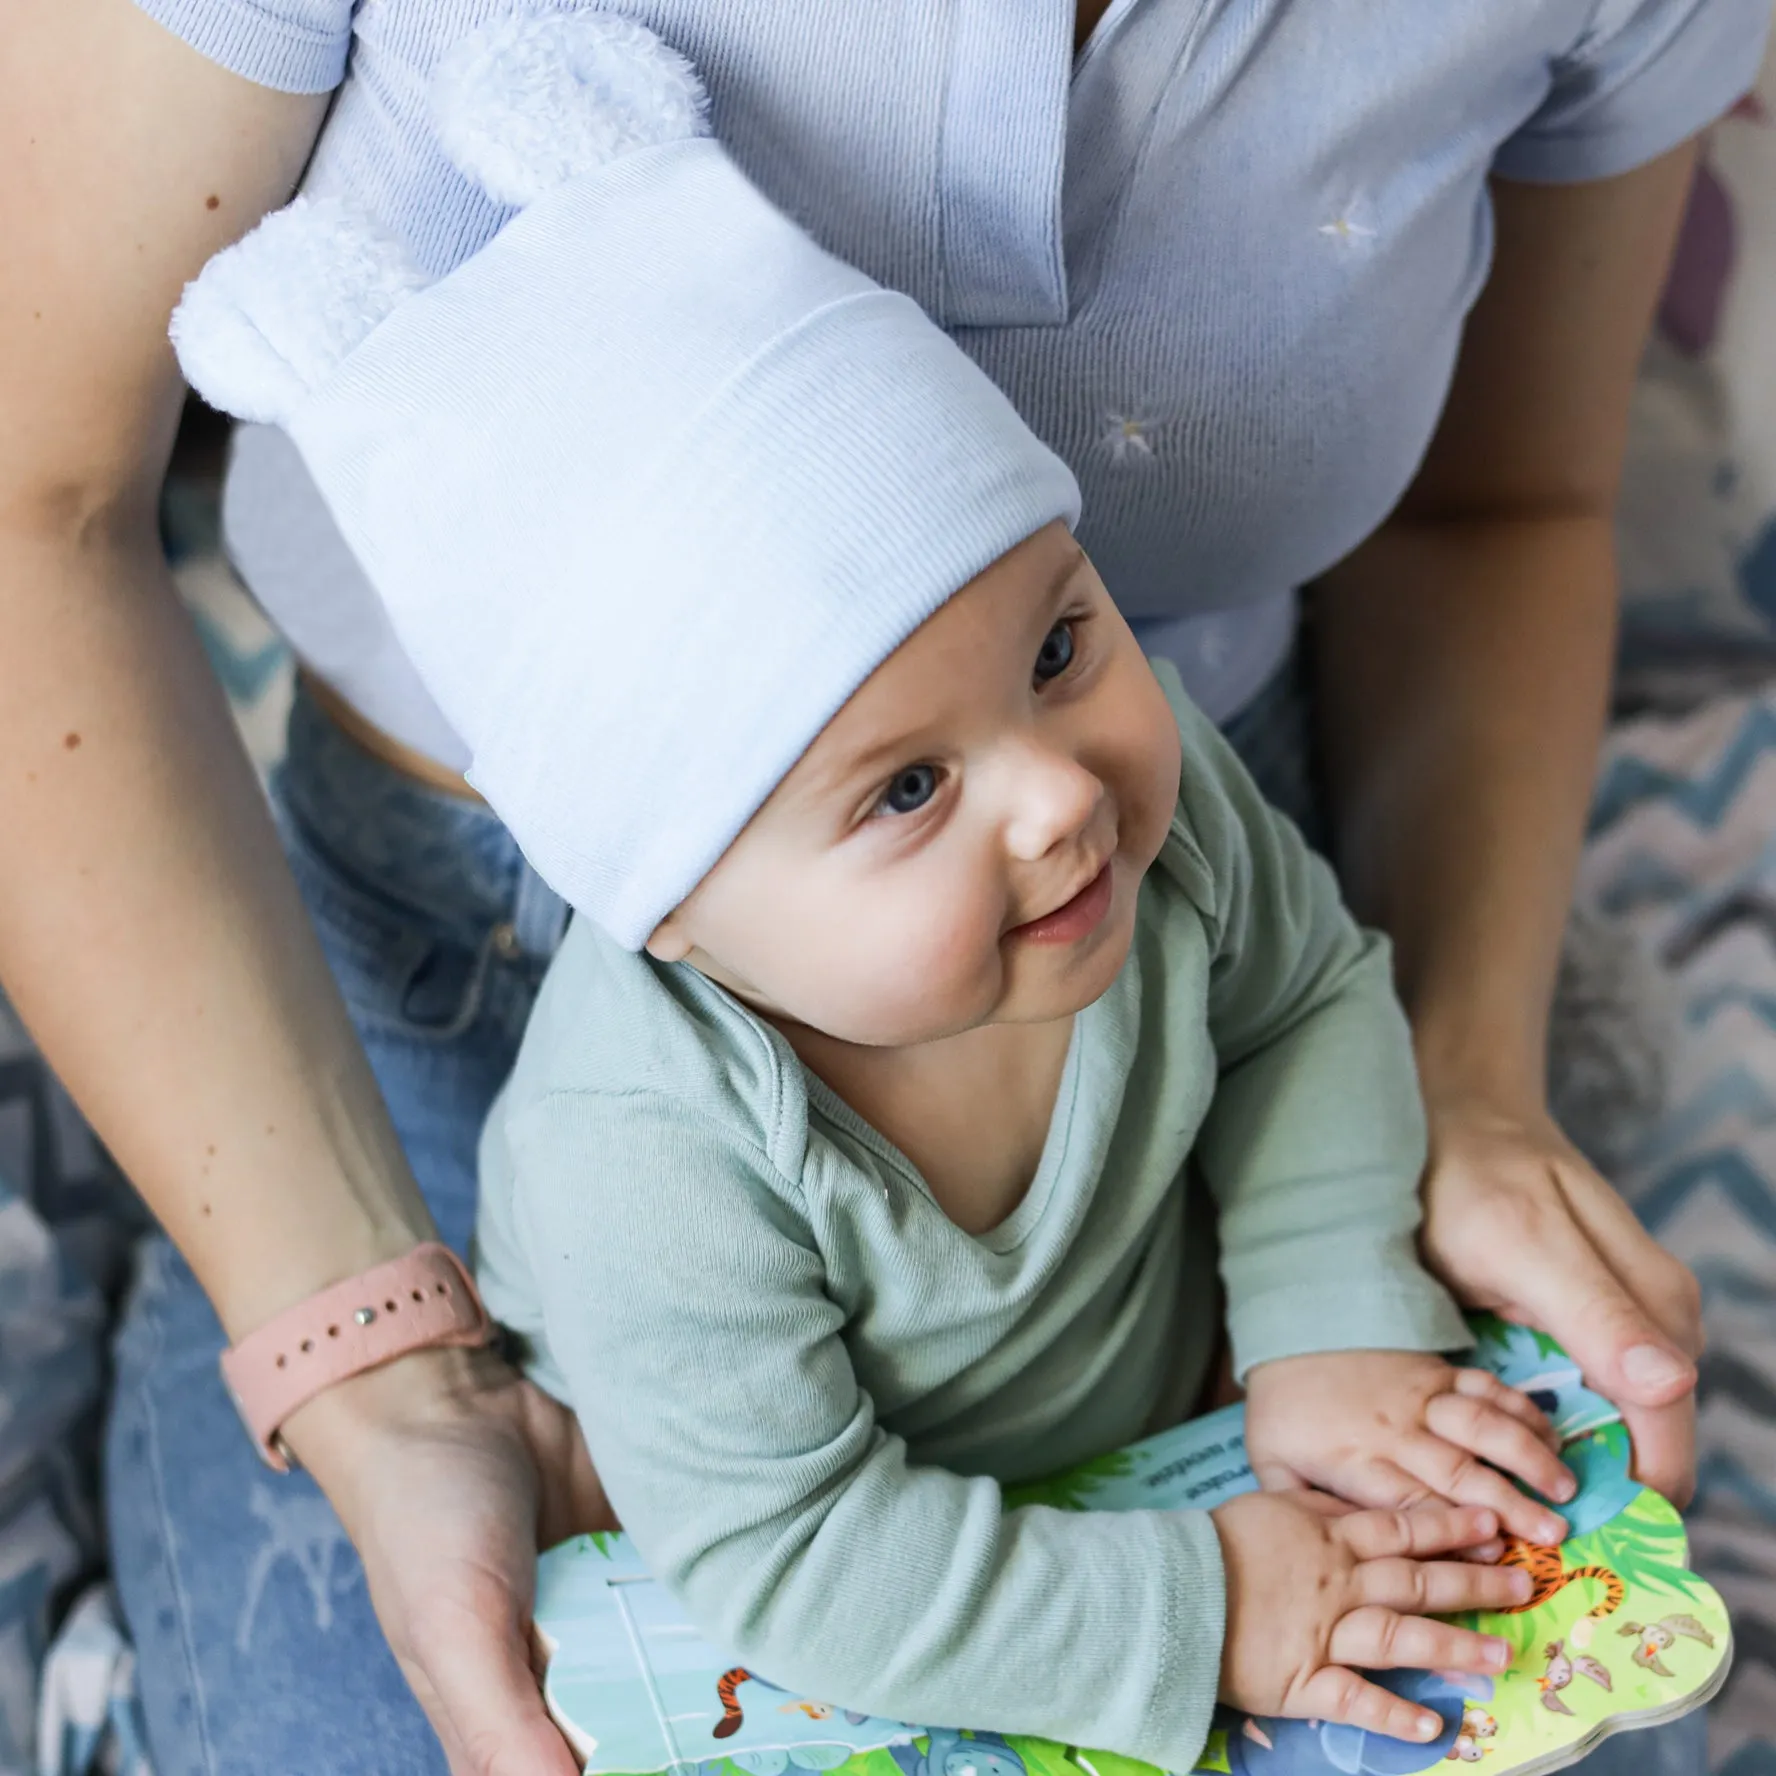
<box><xmin>1005</xmin><ymin>861</ymin><xmax>1114</xmax><ymax>946</ymax></box>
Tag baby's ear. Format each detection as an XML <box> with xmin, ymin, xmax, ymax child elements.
<box><xmin>430</xmin><ymin>11</ymin><xmax>709</xmax><ymax>209</ymax></box>
<box><xmin>170</xmin><ymin>195</ymin><xmax>430</xmax><ymax>427</ymax></box>
<box><xmin>642</xmin><ymin>905</ymin><xmax>697</xmax><ymax>964</ymax></box>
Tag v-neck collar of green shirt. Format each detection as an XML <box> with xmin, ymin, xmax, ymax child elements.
<box><xmin>767</xmin><ymin>921</ymin><xmax>1141</xmax><ymax>1258</ymax></box>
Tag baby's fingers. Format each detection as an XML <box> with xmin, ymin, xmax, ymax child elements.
<box><xmin>1288</xmin><ymin>1665</ymin><xmax>1451</xmax><ymax>1747</ymax></box>
<box><xmin>1450</xmin><ymin>1368</ymin><xmax>1559</xmax><ymax>1441</ymax></box>
<box><xmin>1394</xmin><ymin>1428</ymin><xmax>1568</xmax><ymax>1546</ymax></box>
<box><xmin>1331</xmin><ymin>1502</ymin><xmax>1500</xmax><ymax>1562</ymax></box>
<box><xmin>1355</xmin><ymin>1554</ymin><xmax>1533</xmax><ymax>1617</ymax></box>
<box><xmin>1327</xmin><ymin>1606</ymin><xmax>1513</xmax><ymax>1683</ymax></box>
<box><xmin>1426</xmin><ymin>1387</ymin><xmax>1574</xmax><ymax>1503</ymax></box>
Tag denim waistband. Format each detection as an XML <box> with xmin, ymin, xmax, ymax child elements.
<box><xmin>276</xmin><ymin>683</ymin><xmax>569</xmax><ymax>959</ymax></box>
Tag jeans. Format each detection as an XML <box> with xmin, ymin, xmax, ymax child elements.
<box><xmin>106</xmin><ymin>687</ymin><xmax>566</xmax><ymax>1775</ymax></box>
<box><xmin>104</xmin><ymin>681</ymin><xmax>1705</xmax><ymax>1775</ymax></box>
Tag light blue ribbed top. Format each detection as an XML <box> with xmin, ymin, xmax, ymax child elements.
<box><xmin>138</xmin><ymin>0</ymin><xmax>1769</xmax><ymax>762</ymax></box>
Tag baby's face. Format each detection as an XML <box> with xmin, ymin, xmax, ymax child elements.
<box><xmin>646</xmin><ymin>521</ymin><xmax>1182</xmax><ymax>1046</ymax></box>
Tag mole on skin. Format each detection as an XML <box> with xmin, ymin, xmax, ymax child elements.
<box><xmin>63</xmin><ymin>733</ymin><xmax>81</xmax><ymax>750</ymax></box>
<box><xmin>206</xmin><ymin>194</ymin><xmax>220</xmax><ymax>210</ymax></box>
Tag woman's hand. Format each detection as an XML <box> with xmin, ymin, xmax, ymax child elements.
<box><xmin>1417</xmin><ymin>1090</ymin><xmax>1702</xmax><ymax>1506</ymax></box>
<box><xmin>285</xmin><ymin>1347</ymin><xmax>616</xmax><ymax>1776</ymax></box>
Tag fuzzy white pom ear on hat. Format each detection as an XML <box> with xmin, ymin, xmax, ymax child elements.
<box><xmin>430</xmin><ymin>11</ymin><xmax>710</xmax><ymax>207</ymax></box>
<box><xmin>170</xmin><ymin>11</ymin><xmax>707</xmax><ymax>424</ymax></box>
<box><xmin>170</xmin><ymin>195</ymin><xmax>430</xmax><ymax>427</ymax></box>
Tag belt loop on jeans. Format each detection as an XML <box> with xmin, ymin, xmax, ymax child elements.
<box><xmin>511</xmin><ymin>863</ymin><xmax>570</xmax><ymax>960</ymax></box>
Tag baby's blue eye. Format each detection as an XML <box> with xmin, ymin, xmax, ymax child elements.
<box><xmin>878</xmin><ymin>764</ymin><xmax>938</xmax><ymax>816</ymax></box>
<box><xmin>1035</xmin><ymin>621</ymin><xmax>1075</xmax><ymax>683</ymax></box>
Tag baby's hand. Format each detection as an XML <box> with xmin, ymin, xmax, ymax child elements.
<box><xmin>1244</xmin><ymin>1351</ymin><xmax>1574</xmax><ymax>1546</ymax></box>
<box><xmin>1213</xmin><ymin>1493</ymin><xmax>1531</xmax><ymax>1741</ymax></box>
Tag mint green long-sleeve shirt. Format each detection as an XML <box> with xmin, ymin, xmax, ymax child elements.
<box><xmin>474</xmin><ymin>666</ymin><xmax>1467</xmax><ymax>1772</ymax></box>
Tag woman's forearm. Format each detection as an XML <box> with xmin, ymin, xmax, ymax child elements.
<box><xmin>1311</xmin><ymin>153</ymin><xmax>1694</xmax><ymax>1108</ymax></box>
<box><xmin>1312</xmin><ymin>509</ymin><xmax>1618</xmax><ymax>1107</ymax></box>
<box><xmin>0</xmin><ymin>510</ymin><xmax>436</xmax><ymax>1335</ymax></box>
<box><xmin>1303</xmin><ymin>158</ymin><xmax>1710</xmax><ymax>1499</ymax></box>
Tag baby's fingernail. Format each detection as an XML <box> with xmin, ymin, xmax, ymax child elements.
<box><xmin>1536</xmin><ymin>1512</ymin><xmax>1567</xmax><ymax>1543</ymax></box>
<box><xmin>1624</xmin><ymin>1344</ymin><xmax>1691</xmax><ymax>1392</ymax></box>
<box><xmin>1416</xmin><ymin>1713</ymin><xmax>1440</xmax><ymax>1740</ymax></box>
<box><xmin>1553</xmin><ymin>1472</ymin><xmax>1577</xmax><ymax>1503</ymax></box>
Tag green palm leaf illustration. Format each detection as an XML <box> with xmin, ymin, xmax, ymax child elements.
<box><xmin>1004</xmin><ymin>1450</ymin><xmax>1139</xmax><ymax>1514</ymax></box>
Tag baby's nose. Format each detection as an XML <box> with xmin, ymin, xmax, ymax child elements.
<box><xmin>1003</xmin><ymin>746</ymin><xmax>1104</xmax><ymax>860</ymax></box>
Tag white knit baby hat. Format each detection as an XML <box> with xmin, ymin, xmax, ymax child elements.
<box><xmin>170</xmin><ymin>10</ymin><xmax>1081</xmax><ymax>949</ymax></box>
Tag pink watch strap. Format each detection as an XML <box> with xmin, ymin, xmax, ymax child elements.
<box><xmin>219</xmin><ymin>1243</ymin><xmax>497</xmax><ymax>1471</ymax></box>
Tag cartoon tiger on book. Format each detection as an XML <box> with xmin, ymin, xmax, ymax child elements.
<box><xmin>1497</xmin><ymin>1543</ymin><xmax>1623</xmax><ymax>1620</ymax></box>
<box><xmin>712</xmin><ymin>1668</ymin><xmax>873</xmax><ymax>1740</ymax></box>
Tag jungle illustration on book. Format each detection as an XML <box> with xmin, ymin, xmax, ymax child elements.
<box><xmin>532</xmin><ymin>1317</ymin><xmax>1730</xmax><ymax>1776</ymax></box>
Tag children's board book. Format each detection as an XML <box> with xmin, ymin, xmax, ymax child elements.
<box><xmin>533</xmin><ymin>1316</ymin><xmax>1730</xmax><ymax>1776</ymax></box>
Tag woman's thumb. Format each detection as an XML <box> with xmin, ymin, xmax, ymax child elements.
<box><xmin>1609</xmin><ymin>1335</ymin><xmax>1697</xmax><ymax>1404</ymax></box>
<box><xmin>1497</xmin><ymin>1226</ymin><xmax>1695</xmax><ymax>1408</ymax></box>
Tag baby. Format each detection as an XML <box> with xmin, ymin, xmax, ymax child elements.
<box><xmin>478</xmin><ymin>505</ymin><xmax>1576</xmax><ymax>1768</ymax></box>
<box><xmin>168</xmin><ymin>14</ymin><xmax>1575</xmax><ymax>1772</ymax></box>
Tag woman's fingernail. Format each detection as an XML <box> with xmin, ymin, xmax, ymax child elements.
<box><xmin>1416</xmin><ymin>1714</ymin><xmax>1440</xmax><ymax>1740</ymax></box>
<box><xmin>1489</xmin><ymin>1638</ymin><xmax>1513</xmax><ymax>1668</ymax></box>
<box><xmin>1509</xmin><ymin>1569</ymin><xmax>1534</xmax><ymax>1601</ymax></box>
<box><xmin>1536</xmin><ymin>1511</ymin><xmax>1567</xmax><ymax>1543</ymax></box>
<box><xmin>1623</xmin><ymin>1345</ymin><xmax>1690</xmax><ymax>1391</ymax></box>
<box><xmin>1554</xmin><ymin>1473</ymin><xmax>1577</xmax><ymax>1503</ymax></box>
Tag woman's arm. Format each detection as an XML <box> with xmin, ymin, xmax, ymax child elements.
<box><xmin>3</xmin><ymin>0</ymin><xmax>408</xmax><ymax>1330</ymax></box>
<box><xmin>2</xmin><ymin>5</ymin><xmax>600</xmax><ymax>1769</ymax></box>
<box><xmin>1313</xmin><ymin>144</ymin><xmax>1705</xmax><ymax>1501</ymax></box>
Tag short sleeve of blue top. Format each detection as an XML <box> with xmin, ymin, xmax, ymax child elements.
<box><xmin>135</xmin><ymin>0</ymin><xmax>1770</xmax><ymax>730</ymax></box>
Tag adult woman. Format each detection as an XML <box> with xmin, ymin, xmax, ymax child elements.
<box><xmin>4</xmin><ymin>0</ymin><xmax>1762</xmax><ymax>1772</ymax></box>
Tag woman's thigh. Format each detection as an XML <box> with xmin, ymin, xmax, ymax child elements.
<box><xmin>106</xmin><ymin>700</ymin><xmax>558</xmax><ymax>1776</ymax></box>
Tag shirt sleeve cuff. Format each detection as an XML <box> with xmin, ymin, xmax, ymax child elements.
<box><xmin>1494</xmin><ymin>0</ymin><xmax>1771</xmax><ymax>185</ymax></box>
<box><xmin>131</xmin><ymin>0</ymin><xmax>351</xmax><ymax>93</ymax></box>
<box><xmin>1228</xmin><ymin>1268</ymin><xmax>1472</xmax><ymax>1381</ymax></box>
<box><xmin>1138</xmin><ymin>1509</ymin><xmax>1228</xmax><ymax>1773</ymax></box>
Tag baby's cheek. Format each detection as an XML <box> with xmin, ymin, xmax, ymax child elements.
<box><xmin>1129</xmin><ymin>716</ymin><xmax>1184</xmax><ymax>862</ymax></box>
<box><xmin>742</xmin><ymin>874</ymin><xmax>994</xmax><ymax>1043</ymax></box>
<box><xmin>853</xmin><ymin>884</ymin><xmax>1007</xmax><ymax>1041</ymax></box>
<box><xmin>902</xmin><ymin>918</ymin><xmax>1003</xmax><ymax>1011</ymax></box>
